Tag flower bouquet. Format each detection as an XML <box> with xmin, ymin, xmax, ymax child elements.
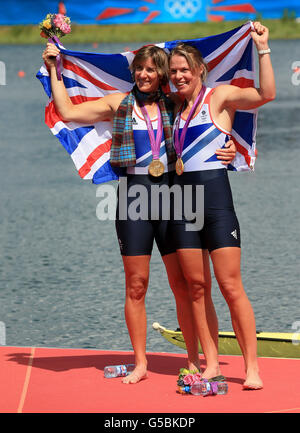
<box><xmin>177</xmin><ymin>368</ymin><xmax>228</xmax><ymax>396</ymax></box>
<box><xmin>39</xmin><ymin>13</ymin><xmax>71</xmax><ymax>80</ymax></box>
<box><xmin>177</xmin><ymin>368</ymin><xmax>202</xmax><ymax>394</ymax></box>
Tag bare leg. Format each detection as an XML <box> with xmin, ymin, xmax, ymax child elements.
<box><xmin>162</xmin><ymin>252</ymin><xmax>200</xmax><ymax>372</ymax></box>
<box><xmin>176</xmin><ymin>249</ymin><xmax>220</xmax><ymax>379</ymax></box>
<box><xmin>210</xmin><ymin>247</ymin><xmax>263</xmax><ymax>389</ymax></box>
<box><xmin>121</xmin><ymin>255</ymin><xmax>150</xmax><ymax>384</ymax></box>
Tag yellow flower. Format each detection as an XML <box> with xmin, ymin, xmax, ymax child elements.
<box><xmin>43</xmin><ymin>19</ymin><xmax>52</xmax><ymax>29</ymax></box>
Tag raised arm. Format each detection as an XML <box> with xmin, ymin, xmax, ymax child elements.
<box><xmin>215</xmin><ymin>22</ymin><xmax>276</xmax><ymax>112</ymax></box>
<box><xmin>42</xmin><ymin>43</ymin><xmax>126</xmax><ymax>123</ymax></box>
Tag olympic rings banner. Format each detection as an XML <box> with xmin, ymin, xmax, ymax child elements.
<box><xmin>0</xmin><ymin>0</ymin><xmax>299</xmax><ymax>25</ymax></box>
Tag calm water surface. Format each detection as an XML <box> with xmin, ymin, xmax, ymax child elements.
<box><xmin>0</xmin><ymin>40</ymin><xmax>299</xmax><ymax>352</ymax></box>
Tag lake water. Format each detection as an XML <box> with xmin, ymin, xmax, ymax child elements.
<box><xmin>0</xmin><ymin>39</ymin><xmax>299</xmax><ymax>353</ymax></box>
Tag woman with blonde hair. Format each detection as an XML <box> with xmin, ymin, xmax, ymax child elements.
<box><xmin>168</xmin><ymin>21</ymin><xmax>275</xmax><ymax>389</ymax></box>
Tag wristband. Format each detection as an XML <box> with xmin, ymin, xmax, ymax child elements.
<box><xmin>258</xmin><ymin>48</ymin><xmax>271</xmax><ymax>55</ymax></box>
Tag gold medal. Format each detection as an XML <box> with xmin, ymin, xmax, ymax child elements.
<box><xmin>148</xmin><ymin>159</ymin><xmax>165</xmax><ymax>177</ymax></box>
<box><xmin>175</xmin><ymin>158</ymin><xmax>184</xmax><ymax>176</ymax></box>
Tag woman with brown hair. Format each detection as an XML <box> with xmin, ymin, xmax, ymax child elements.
<box><xmin>42</xmin><ymin>43</ymin><xmax>236</xmax><ymax>383</ymax></box>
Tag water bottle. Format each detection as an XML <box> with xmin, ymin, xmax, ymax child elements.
<box><xmin>177</xmin><ymin>385</ymin><xmax>191</xmax><ymax>394</ymax></box>
<box><xmin>104</xmin><ymin>364</ymin><xmax>135</xmax><ymax>378</ymax></box>
<box><xmin>190</xmin><ymin>381</ymin><xmax>228</xmax><ymax>396</ymax></box>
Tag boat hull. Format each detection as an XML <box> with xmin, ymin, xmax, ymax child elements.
<box><xmin>152</xmin><ymin>323</ymin><xmax>300</xmax><ymax>358</ymax></box>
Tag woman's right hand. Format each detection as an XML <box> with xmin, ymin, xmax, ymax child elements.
<box><xmin>42</xmin><ymin>42</ymin><xmax>61</xmax><ymax>68</ymax></box>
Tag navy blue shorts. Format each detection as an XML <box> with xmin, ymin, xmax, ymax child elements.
<box><xmin>115</xmin><ymin>173</ymin><xmax>176</xmax><ymax>256</ymax></box>
<box><xmin>170</xmin><ymin>169</ymin><xmax>241</xmax><ymax>252</ymax></box>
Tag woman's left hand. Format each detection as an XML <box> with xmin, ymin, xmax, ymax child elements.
<box><xmin>251</xmin><ymin>21</ymin><xmax>269</xmax><ymax>49</ymax></box>
<box><xmin>215</xmin><ymin>139</ymin><xmax>236</xmax><ymax>165</ymax></box>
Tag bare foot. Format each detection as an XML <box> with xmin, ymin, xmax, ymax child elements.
<box><xmin>201</xmin><ymin>365</ymin><xmax>221</xmax><ymax>380</ymax></box>
<box><xmin>188</xmin><ymin>360</ymin><xmax>201</xmax><ymax>373</ymax></box>
<box><xmin>243</xmin><ymin>370</ymin><xmax>263</xmax><ymax>390</ymax></box>
<box><xmin>122</xmin><ymin>365</ymin><xmax>148</xmax><ymax>384</ymax></box>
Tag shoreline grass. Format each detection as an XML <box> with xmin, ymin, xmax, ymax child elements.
<box><xmin>0</xmin><ymin>19</ymin><xmax>300</xmax><ymax>45</ymax></box>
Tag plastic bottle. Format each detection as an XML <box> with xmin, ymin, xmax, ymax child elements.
<box><xmin>190</xmin><ymin>381</ymin><xmax>228</xmax><ymax>396</ymax></box>
<box><xmin>104</xmin><ymin>364</ymin><xmax>135</xmax><ymax>378</ymax></box>
<box><xmin>178</xmin><ymin>385</ymin><xmax>191</xmax><ymax>394</ymax></box>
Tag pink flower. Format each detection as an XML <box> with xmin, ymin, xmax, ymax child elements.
<box><xmin>183</xmin><ymin>372</ymin><xmax>202</xmax><ymax>386</ymax></box>
<box><xmin>183</xmin><ymin>374</ymin><xmax>195</xmax><ymax>385</ymax></box>
<box><xmin>53</xmin><ymin>14</ymin><xmax>65</xmax><ymax>27</ymax></box>
<box><xmin>193</xmin><ymin>373</ymin><xmax>202</xmax><ymax>384</ymax></box>
<box><xmin>60</xmin><ymin>22</ymin><xmax>71</xmax><ymax>34</ymax></box>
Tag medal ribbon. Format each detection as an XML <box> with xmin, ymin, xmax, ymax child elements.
<box><xmin>174</xmin><ymin>85</ymin><xmax>206</xmax><ymax>158</ymax></box>
<box><xmin>140</xmin><ymin>103</ymin><xmax>163</xmax><ymax>160</ymax></box>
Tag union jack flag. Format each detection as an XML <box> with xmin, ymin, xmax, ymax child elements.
<box><xmin>37</xmin><ymin>21</ymin><xmax>257</xmax><ymax>184</ymax></box>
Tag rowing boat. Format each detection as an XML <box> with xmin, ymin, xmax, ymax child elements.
<box><xmin>152</xmin><ymin>322</ymin><xmax>300</xmax><ymax>359</ymax></box>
